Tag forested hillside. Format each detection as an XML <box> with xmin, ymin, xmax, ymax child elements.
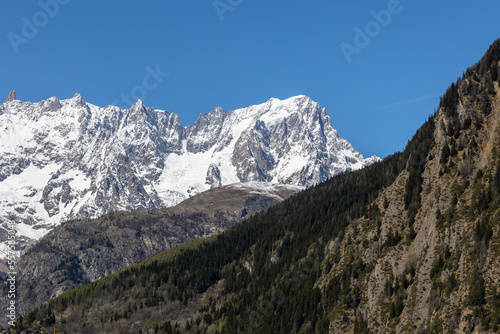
<box><xmin>0</xmin><ymin>182</ymin><xmax>300</xmax><ymax>320</ymax></box>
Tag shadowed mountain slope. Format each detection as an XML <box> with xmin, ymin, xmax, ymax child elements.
<box><xmin>1</xmin><ymin>182</ymin><xmax>301</xmax><ymax>318</ymax></box>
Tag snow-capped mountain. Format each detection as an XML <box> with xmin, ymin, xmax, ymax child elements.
<box><xmin>0</xmin><ymin>93</ymin><xmax>378</xmax><ymax>253</ymax></box>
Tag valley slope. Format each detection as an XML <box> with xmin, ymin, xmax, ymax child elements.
<box><xmin>1</xmin><ymin>182</ymin><xmax>301</xmax><ymax>317</ymax></box>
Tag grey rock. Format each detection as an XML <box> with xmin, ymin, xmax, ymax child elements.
<box><xmin>4</xmin><ymin>90</ymin><xmax>16</xmax><ymax>103</ymax></box>
<box><xmin>206</xmin><ymin>163</ymin><xmax>222</xmax><ymax>188</ymax></box>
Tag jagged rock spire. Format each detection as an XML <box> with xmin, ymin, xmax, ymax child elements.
<box><xmin>4</xmin><ymin>90</ymin><xmax>16</xmax><ymax>103</ymax></box>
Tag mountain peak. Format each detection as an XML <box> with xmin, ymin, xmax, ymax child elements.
<box><xmin>265</xmin><ymin>95</ymin><xmax>313</xmax><ymax>107</ymax></box>
<box><xmin>130</xmin><ymin>99</ymin><xmax>145</xmax><ymax>110</ymax></box>
<box><xmin>271</xmin><ymin>95</ymin><xmax>320</xmax><ymax>111</ymax></box>
<box><xmin>268</xmin><ymin>94</ymin><xmax>309</xmax><ymax>102</ymax></box>
<box><xmin>71</xmin><ymin>93</ymin><xmax>85</xmax><ymax>106</ymax></box>
<box><xmin>286</xmin><ymin>94</ymin><xmax>309</xmax><ymax>101</ymax></box>
<box><xmin>3</xmin><ymin>90</ymin><xmax>16</xmax><ymax>103</ymax></box>
<box><xmin>211</xmin><ymin>106</ymin><xmax>225</xmax><ymax>114</ymax></box>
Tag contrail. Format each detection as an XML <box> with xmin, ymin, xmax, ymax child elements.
<box><xmin>363</xmin><ymin>93</ymin><xmax>442</xmax><ymax>113</ymax></box>
<box><xmin>336</xmin><ymin>92</ymin><xmax>441</xmax><ymax>120</ymax></box>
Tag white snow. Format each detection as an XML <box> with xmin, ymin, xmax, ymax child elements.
<box><xmin>227</xmin><ymin>181</ymin><xmax>304</xmax><ymax>201</ymax></box>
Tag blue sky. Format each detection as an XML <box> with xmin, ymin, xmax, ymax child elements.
<box><xmin>1</xmin><ymin>1</ymin><xmax>499</xmax><ymax>158</ymax></box>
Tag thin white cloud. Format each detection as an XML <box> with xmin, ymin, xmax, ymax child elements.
<box><xmin>336</xmin><ymin>92</ymin><xmax>441</xmax><ymax>121</ymax></box>
<box><xmin>362</xmin><ymin>93</ymin><xmax>442</xmax><ymax>114</ymax></box>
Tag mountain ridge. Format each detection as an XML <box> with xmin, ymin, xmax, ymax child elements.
<box><xmin>0</xmin><ymin>94</ymin><xmax>378</xmax><ymax>255</ymax></box>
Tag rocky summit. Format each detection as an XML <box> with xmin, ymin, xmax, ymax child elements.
<box><xmin>0</xmin><ymin>94</ymin><xmax>377</xmax><ymax>254</ymax></box>
<box><xmin>3</xmin><ymin>90</ymin><xmax>16</xmax><ymax>104</ymax></box>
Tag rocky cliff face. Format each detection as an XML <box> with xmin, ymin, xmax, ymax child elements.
<box><xmin>3</xmin><ymin>90</ymin><xmax>16</xmax><ymax>104</ymax></box>
<box><xmin>358</xmin><ymin>45</ymin><xmax>500</xmax><ymax>333</ymax></box>
<box><xmin>0</xmin><ymin>94</ymin><xmax>377</xmax><ymax>255</ymax></box>
<box><xmin>3</xmin><ymin>182</ymin><xmax>301</xmax><ymax>316</ymax></box>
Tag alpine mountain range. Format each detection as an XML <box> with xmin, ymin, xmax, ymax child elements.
<box><xmin>0</xmin><ymin>93</ymin><xmax>378</xmax><ymax>253</ymax></box>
